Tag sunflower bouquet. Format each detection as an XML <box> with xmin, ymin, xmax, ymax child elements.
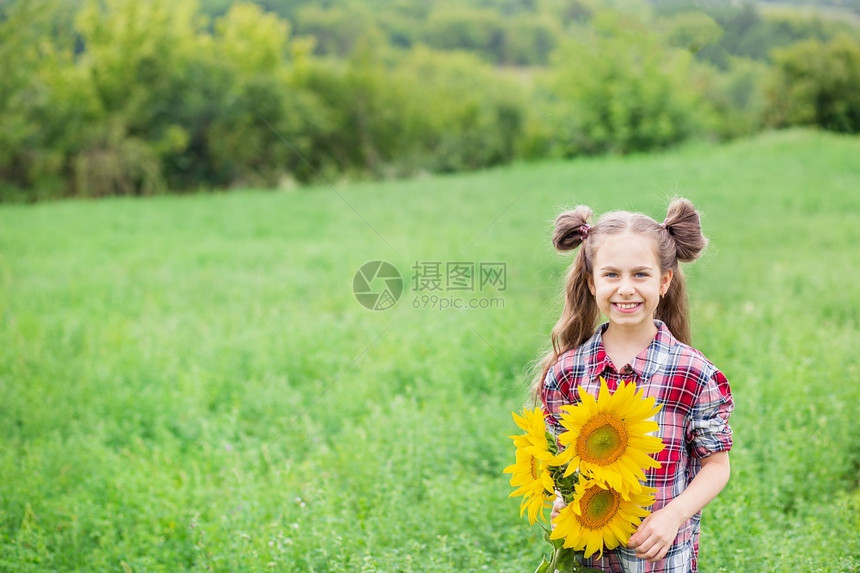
<box><xmin>504</xmin><ymin>378</ymin><xmax>665</xmax><ymax>573</ymax></box>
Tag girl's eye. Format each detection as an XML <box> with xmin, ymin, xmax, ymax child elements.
<box><xmin>605</xmin><ymin>273</ymin><xmax>617</xmax><ymax>278</ymax></box>
<box><xmin>635</xmin><ymin>272</ymin><xmax>648</xmax><ymax>278</ymax></box>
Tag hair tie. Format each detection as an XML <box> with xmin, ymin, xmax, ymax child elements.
<box><xmin>661</xmin><ymin>222</ymin><xmax>670</xmax><ymax>234</ymax></box>
<box><xmin>580</xmin><ymin>224</ymin><xmax>590</xmax><ymax>240</ymax></box>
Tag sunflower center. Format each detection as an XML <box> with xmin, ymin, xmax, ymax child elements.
<box><xmin>576</xmin><ymin>413</ymin><xmax>629</xmax><ymax>465</ymax></box>
<box><xmin>580</xmin><ymin>487</ymin><xmax>621</xmax><ymax>529</ymax></box>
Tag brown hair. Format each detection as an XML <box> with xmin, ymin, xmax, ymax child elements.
<box><xmin>530</xmin><ymin>198</ymin><xmax>708</xmax><ymax>402</ymax></box>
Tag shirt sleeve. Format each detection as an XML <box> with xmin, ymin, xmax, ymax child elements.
<box><xmin>688</xmin><ymin>369</ymin><xmax>734</xmax><ymax>458</ymax></box>
<box><xmin>541</xmin><ymin>366</ymin><xmax>567</xmax><ymax>445</ymax></box>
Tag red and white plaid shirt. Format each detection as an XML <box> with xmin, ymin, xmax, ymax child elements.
<box><xmin>541</xmin><ymin>321</ymin><xmax>734</xmax><ymax>573</ymax></box>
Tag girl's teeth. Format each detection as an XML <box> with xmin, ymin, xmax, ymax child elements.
<box><xmin>616</xmin><ymin>303</ymin><xmax>638</xmax><ymax>309</ymax></box>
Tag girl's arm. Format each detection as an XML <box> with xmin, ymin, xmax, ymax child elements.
<box><xmin>627</xmin><ymin>451</ymin><xmax>731</xmax><ymax>563</ymax></box>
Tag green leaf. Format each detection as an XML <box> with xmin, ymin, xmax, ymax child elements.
<box><xmin>555</xmin><ymin>547</ymin><xmax>580</xmax><ymax>572</ymax></box>
<box><xmin>533</xmin><ymin>557</ymin><xmax>551</xmax><ymax>573</ymax></box>
<box><xmin>545</xmin><ymin>431</ymin><xmax>559</xmax><ymax>455</ymax></box>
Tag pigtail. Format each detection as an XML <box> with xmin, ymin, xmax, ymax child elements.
<box><xmin>655</xmin><ymin>269</ymin><xmax>691</xmax><ymax>345</ymax></box>
<box><xmin>530</xmin><ymin>207</ymin><xmax>599</xmax><ymax>404</ymax></box>
<box><xmin>663</xmin><ymin>198</ymin><xmax>708</xmax><ymax>262</ymax></box>
<box><xmin>552</xmin><ymin>250</ymin><xmax>600</xmax><ymax>356</ymax></box>
<box><xmin>656</xmin><ymin>197</ymin><xmax>707</xmax><ymax>345</ymax></box>
<box><xmin>553</xmin><ymin>206</ymin><xmax>593</xmax><ymax>252</ymax></box>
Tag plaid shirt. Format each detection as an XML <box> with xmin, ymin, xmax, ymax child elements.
<box><xmin>541</xmin><ymin>321</ymin><xmax>733</xmax><ymax>573</ymax></box>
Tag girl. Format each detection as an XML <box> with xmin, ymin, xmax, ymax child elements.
<box><xmin>535</xmin><ymin>198</ymin><xmax>733</xmax><ymax>573</ymax></box>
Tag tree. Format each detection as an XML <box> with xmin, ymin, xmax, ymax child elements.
<box><xmin>766</xmin><ymin>35</ymin><xmax>860</xmax><ymax>133</ymax></box>
<box><xmin>0</xmin><ymin>0</ymin><xmax>90</xmax><ymax>200</ymax></box>
<box><xmin>544</xmin><ymin>12</ymin><xmax>707</xmax><ymax>155</ymax></box>
<box><xmin>73</xmin><ymin>0</ymin><xmax>205</xmax><ymax>195</ymax></box>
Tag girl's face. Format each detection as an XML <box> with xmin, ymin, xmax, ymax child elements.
<box><xmin>587</xmin><ymin>232</ymin><xmax>673</xmax><ymax>334</ymax></box>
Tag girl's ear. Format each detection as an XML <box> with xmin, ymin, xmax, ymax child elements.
<box><xmin>660</xmin><ymin>269</ymin><xmax>674</xmax><ymax>295</ymax></box>
<box><xmin>587</xmin><ymin>274</ymin><xmax>596</xmax><ymax>296</ymax></box>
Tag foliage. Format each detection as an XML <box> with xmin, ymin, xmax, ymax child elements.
<box><xmin>0</xmin><ymin>0</ymin><xmax>83</xmax><ymax>201</ymax></box>
<box><xmin>661</xmin><ymin>9</ymin><xmax>725</xmax><ymax>53</ymax></box>
<box><xmin>0</xmin><ymin>0</ymin><xmax>858</xmax><ymax>200</ymax></box>
<box><xmin>204</xmin><ymin>3</ymin><xmax>314</xmax><ymax>188</ymax></box>
<box><xmin>694</xmin><ymin>57</ymin><xmax>769</xmax><ymax>140</ymax></box>
<box><xmin>293</xmin><ymin>4</ymin><xmax>381</xmax><ymax>57</ymax></box>
<box><xmin>423</xmin><ymin>8</ymin><xmax>506</xmax><ymax>61</ymax></box>
<box><xmin>766</xmin><ymin>35</ymin><xmax>860</xmax><ymax>133</ymax></box>
<box><xmin>542</xmin><ymin>13</ymin><xmax>708</xmax><ymax>155</ymax></box>
<box><xmin>391</xmin><ymin>48</ymin><xmax>526</xmax><ymax>173</ymax></box>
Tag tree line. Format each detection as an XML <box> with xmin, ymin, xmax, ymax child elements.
<box><xmin>1</xmin><ymin>0</ymin><xmax>858</xmax><ymax>202</ymax></box>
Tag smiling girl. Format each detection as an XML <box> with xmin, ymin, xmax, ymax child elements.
<box><xmin>534</xmin><ymin>198</ymin><xmax>734</xmax><ymax>572</ymax></box>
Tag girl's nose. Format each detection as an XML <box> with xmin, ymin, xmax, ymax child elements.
<box><xmin>618</xmin><ymin>279</ymin><xmax>635</xmax><ymax>295</ymax></box>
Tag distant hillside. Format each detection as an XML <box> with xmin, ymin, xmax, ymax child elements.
<box><xmin>757</xmin><ymin>0</ymin><xmax>860</xmax><ymax>24</ymax></box>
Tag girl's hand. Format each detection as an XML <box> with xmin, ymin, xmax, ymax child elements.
<box><xmin>628</xmin><ymin>452</ymin><xmax>731</xmax><ymax>562</ymax></box>
<box><xmin>550</xmin><ymin>492</ymin><xmax>565</xmax><ymax>529</ymax></box>
<box><xmin>626</xmin><ymin>507</ymin><xmax>682</xmax><ymax>562</ymax></box>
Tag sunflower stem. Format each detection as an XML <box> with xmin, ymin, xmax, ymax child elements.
<box><xmin>548</xmin><ymin>544</ymin><xmax>561</xmax><ymax>571</ymax></box>
<box><xmin>550</xmin><ymin>465</ymin><xmax>579</xmax><ymax>505</ymax></box>
<box><xmin>546</xmin><ymin>545</ymin><xmax>587</xmax><ymax>573</ymax></box>
<box><xmin>545</xmin><ymin>431</ymin><xmax>559</xmax><ymax>456</ymax></box>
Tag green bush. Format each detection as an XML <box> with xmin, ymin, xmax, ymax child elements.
<box><xmin>766</xmin><ymin>35</ymin><xmax>860</xmax><ymax>133</ymax></box>
<box><xmin>391</xmin><ymin>48</ymin><xmax>526</xmax><ymax>173</ymax></box>
<box><xmin>0</xmin><ymin>0</ymin><xmax>85</xmax><ymax>201</ymax></box>
<box><xmin>422</xmin><ymin>8</ymin><xmax>506</xmax><ymax>63</ymax></box>
<box><xmin>502</xmin><ymin>14</ymin><xmax>563</xmax><ymax>66</ymax></box>
<box><xmin>542</xmin><ymin>13</ymin><xmax>707</xmax><ymax>156</ymax></box>
<box><xmin>695</xmin><ymin>57</ymin><xmax>769</xmax><ymax>140</ymax></box>
<box><xmin>660</xmin><ymin>10</ymin><xmax>724</xmax><ymax>55</ymax></box>
<box><xmin>73</xmin><ymin>0</ymin><xmax>207</xmax><ymax>195</ymax></box>
<box><xmin>293</xmin><ymin>5</ymin><xmax>381</xmax><ymax>57</ymax></box>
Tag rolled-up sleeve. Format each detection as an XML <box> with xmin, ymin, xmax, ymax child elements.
<box><xmin>688</xmin><ymin>369</ymin><xmax>734</xmax><ymax>458</ymax></box>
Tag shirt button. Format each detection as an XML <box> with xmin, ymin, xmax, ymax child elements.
<box><xmin>622</xmin><ymin>365</ymin><xmax>633</xmax><ymax>374</ymax></box>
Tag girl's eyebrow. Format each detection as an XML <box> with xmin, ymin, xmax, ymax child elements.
<box><xmin>598</xmin><ymin>265</ymin><xmax>655</xmax><ymax>272</ymax></box>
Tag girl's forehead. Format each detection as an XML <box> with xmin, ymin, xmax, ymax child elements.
<box><xmin>593</xmin><ymin>232</ymin><xmax>660</xmax><ymax>264</ymax></box>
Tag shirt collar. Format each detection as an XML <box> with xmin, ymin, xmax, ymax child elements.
<box><xmin>586</xmin><ymin>321</ymin><xmax>678</xmax><ymax>380</ymax></box>
<box><xmin>586</xmin><ymin>323</ymin><xmax>611</xmax><ymax>380</ymax></box>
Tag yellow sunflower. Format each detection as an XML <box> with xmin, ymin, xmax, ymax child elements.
<box><xmin>503</xmin><ymin>408</ymin><xmax>555</xmax><ymax>524</ymax></box>
<box><xmin>553</xmin><ymin>378</ymin><xmax>664</xmax><ymax>497</ymax></box>
<box><xmin>550</xmin><ymin>479</ymin><xmax>656</xmax><ymax>559</ymax></box>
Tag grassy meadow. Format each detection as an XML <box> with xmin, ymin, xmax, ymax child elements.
<box><xmin>1</xmin><ymin>129</ymin><xmax>859</xmax><ymax>572</ymax></box>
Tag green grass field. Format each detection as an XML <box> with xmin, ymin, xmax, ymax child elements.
<box><xmin>1</xmin><ymin>129</ymin><xmax>858</xmax><ymax>572</ymax></box>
